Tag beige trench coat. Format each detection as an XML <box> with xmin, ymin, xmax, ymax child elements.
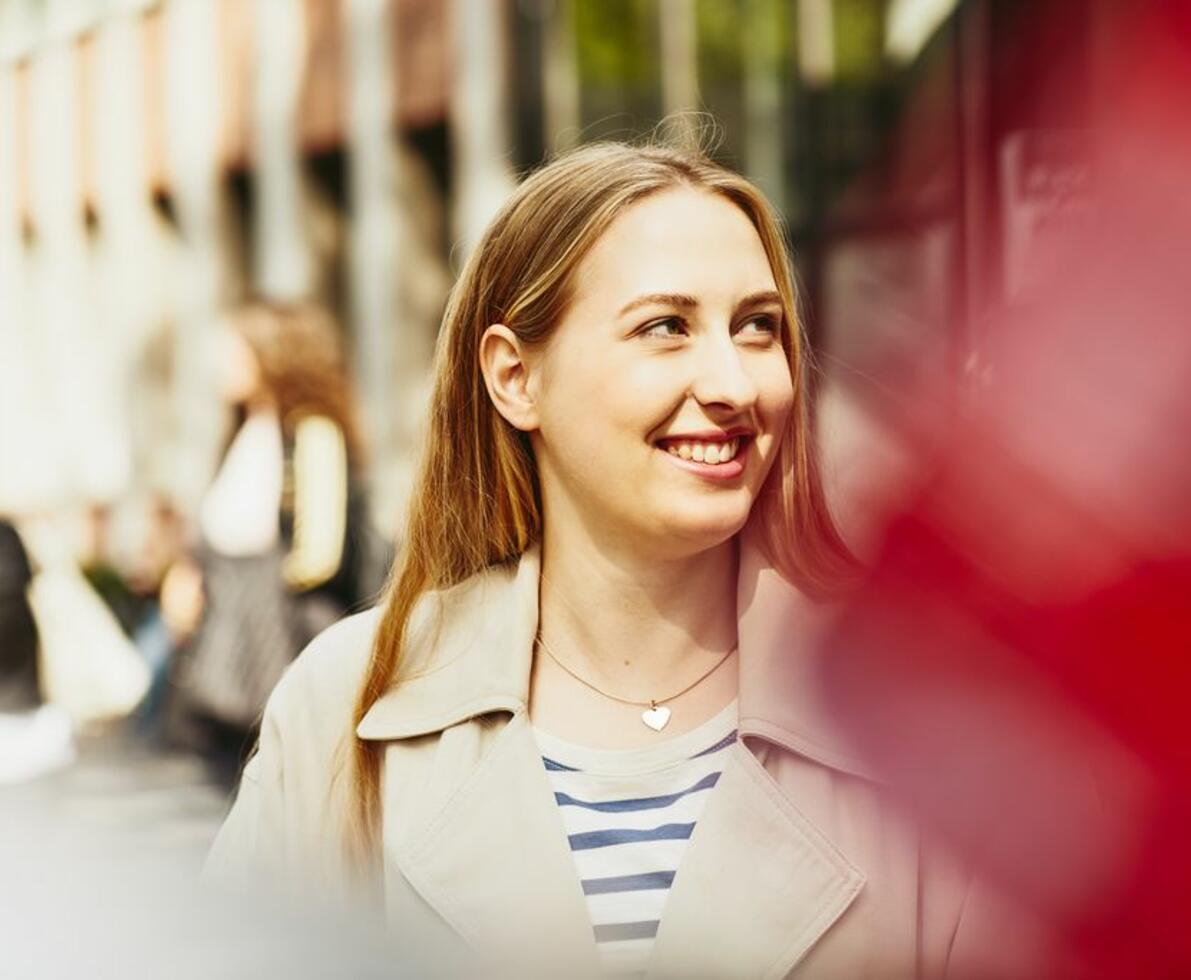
<box><xmin>206</xmin><ymin>539</ymin><xmax>1054</xmax><ymax>979</ymax></box>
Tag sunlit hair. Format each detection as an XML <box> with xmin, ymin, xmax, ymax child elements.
<box><xmin>231</xmin><ymin>299</ymin><xmax>363</xmax><ymax>465</ymax></box>
<box><xmin>347</xmin><ymin>133</ymin><xmax>855</xmax><ymax>870</ymax></box>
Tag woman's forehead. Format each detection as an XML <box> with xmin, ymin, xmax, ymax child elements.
<box><xmin>569</xmin><ymin>187</ymin><xmax>777</xmax><ymax>311</ymax></box>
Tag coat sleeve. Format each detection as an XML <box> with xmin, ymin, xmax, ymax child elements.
<box><xmin>203</xmin><ymin>688</ymin><xmax>290</xmax><ymax>885</ymax></box>
<box><xmin>201</xmin><ymin>610</ymin><xmax>375</xmax><ymax>896</ymax></box>
<box><xmin>201</xmin><ymin>607</ymin><xmax>383</xmax><ymax>912</ymax></box>
<box><xmin>943</xmin><ymin>876</ymin><xmax>1076</xmax><ymax>980</ymax></box>
<box><xmin>915</xmin><ymin>835</ymin><xmax>1073</xmax><ymax>980</ymax></box>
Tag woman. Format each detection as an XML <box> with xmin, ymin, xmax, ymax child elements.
<box><xmin>165</xmin><ymin>301</ymin><xmax>378</xmax><ymax>773</ymax></box>
<box><xmin>0</xmin><ymin>519</ymin><xmax>76</xmax><ymax>783</ymax></box>
<box><xmin>207</xmin><ymin>141</ymin><xmax>1039</xmax><ymax>978</ymax></box>
<box><xmin>0</xmin><ymin>520</ymin><xmax>41</xmax><ymax>715</ymax></box>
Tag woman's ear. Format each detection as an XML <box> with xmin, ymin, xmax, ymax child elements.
<box><xmin>479</xmin><ymin>324</ymin><xmax>540</xmax><ymax>432</ymax></box>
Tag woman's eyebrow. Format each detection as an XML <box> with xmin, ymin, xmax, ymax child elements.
<box><xmin>617</xmin><ymin>289</ymin><xmax>782</xmax><ymax>317</ymax></box>
<box><xmin>617</xmin><ymin>292</ymin><xmax>699</xmax><ymax>316</ymax></box>
<box><xmin>737</xmin><ymin>289</ymin><xmax>783</xmax><ymax>308</ymax></box>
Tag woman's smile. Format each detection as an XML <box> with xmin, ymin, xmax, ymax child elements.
<box><xmin>655</xmin><ymin>431</ymin><xmax>754</xmax><ymax>481</ymax></box>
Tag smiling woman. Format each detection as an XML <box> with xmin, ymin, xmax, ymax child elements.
<box><xmin>205</xmin><ymin>132</ymin><xmax>1030</xmax><ymax>978</ymax></box>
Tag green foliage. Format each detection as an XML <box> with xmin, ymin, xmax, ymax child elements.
<box><xmin>742</xmin><ymin>0</ymin><xmax>792</xmax><ymax>75</ymax></box>
<box><xmin>695</xmin><ymin>0</ymin><xmax>794</xmax><ymax>86</ymax></box>
<box><xmin>575</xmin><ymin>0</ymin><xmax>660</xmax><ymax>89</ymax></box>
<box><xmin>833</xmin><ymin>0</ymin><xmax>887</xmax><ymax>82</ymax></box>
<box><xmin>574</xmin><ymin>0</ymin><xmax>795</xmax><ymax>97</ymax></box>
<box><xmin>695</xmin><ymin>0</ymin><xmax>743</xmax><ymax>88</ymax></box>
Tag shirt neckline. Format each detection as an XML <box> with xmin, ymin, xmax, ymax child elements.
<box><xmin>531</xmin><ymin>698</ymin><xmax>739</xmax><ymax>776</ymax></box>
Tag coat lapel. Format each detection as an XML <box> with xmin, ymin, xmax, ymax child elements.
<box><xmin>358</xmin><ymin>549</ymin><xmax>602</xmax><ymax>974</ymax></box>
<box><xmin>649</xmin><ymin>741</ymin><xmax>865</xmax><ymax>979</ymax></box>
<box><xmin>735</xmin><ymin>523</ymin><xmax>881</xmax><ymax>781</ymax></box>
<box><xmin>386</xmin><ymin>712</ymin><xmax>603</xmax><ymax>975</ymax></box>
<box><xmin>358</xmin><ymin>539</ymin><xmax>872</xmax><ymax>976</ymax></box>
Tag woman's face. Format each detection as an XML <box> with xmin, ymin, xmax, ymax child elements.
<box><xmin>528</xmin><ymin>187</ymin><xmax>795</xmax><ymax>558</ymax></box>
<box><xmin>215</xmin><ymin>322</ymin><xmax>263</xmax><ymax>405</ymax></box>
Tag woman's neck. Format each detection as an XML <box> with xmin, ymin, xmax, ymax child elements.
<box><xmin>536</xmin><ymin>523</ymin><xmax>740</xmax><ymax>696</ymax></box>
<box><xmin>243</xmin><ymin>393</ymin><xmax>278</xmax><ymax>415</ymax></box>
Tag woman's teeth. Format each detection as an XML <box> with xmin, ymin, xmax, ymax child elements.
<box><xmin>664</xmin><ymin>438</ymin><xmax>741</xmax><ymax>464</ymax></box>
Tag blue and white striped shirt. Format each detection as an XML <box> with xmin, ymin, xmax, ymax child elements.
<box><xmin>533</xmin><ymin>700</ymin><xmax>739</xmax><ymax>976</ymax></box>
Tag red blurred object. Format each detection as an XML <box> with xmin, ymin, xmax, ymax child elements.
<box><xmin>815</xmin><ymin>2</ymin><xmax>1191</xmax><ymax>976</ymax></box>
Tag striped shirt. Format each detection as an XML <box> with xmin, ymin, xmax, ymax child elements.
<box><xmin>532</xmin><ymin>700</ymin><xmax>739</xmax><ymax>976</ymax></box>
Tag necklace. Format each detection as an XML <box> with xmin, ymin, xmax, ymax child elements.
<box><xmin>534</xmin><ymin>632</ymin><xmax>736</xmax><ymax>731</ymax></box>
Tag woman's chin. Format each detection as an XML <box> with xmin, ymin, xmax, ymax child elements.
<box><xmin>640</xmin><ymin>507</ymin><xmax>751</xmax><ymax>557</ymax></box>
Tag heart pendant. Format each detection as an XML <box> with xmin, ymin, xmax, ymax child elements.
<box><xmin>642</xmin><ymin>704</ymin><xmax>672</xmax><ymax>731</ymax></box>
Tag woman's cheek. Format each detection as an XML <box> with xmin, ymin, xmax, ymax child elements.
<box><xmin>751</xmin><ymin>374</ymin><xmax>794</xmax><ymax>474</ymax></box>
<box><xmin>758</xmin><ymin>362</ymin><xmax>795</xmax><ymax>430</ymax></box>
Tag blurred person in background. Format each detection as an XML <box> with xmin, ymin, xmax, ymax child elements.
<box><xmin>205</xmin><ymin>134</ymin><xmax>1051</xmax><ymax>979</ymax></box>
<box><xmin>86</xmin><ymin>492</ymin><xmax>192</xmax><ymax>739</ymax></box>
<box><xmin>0</xmin><ymin>519</ymin><xmax>75</xmax><ymax>784</ymax></box>
<box><xmin>162</xmin><ymin>300</ymin><xmax>380</xmax><ymax>783</ymax></box>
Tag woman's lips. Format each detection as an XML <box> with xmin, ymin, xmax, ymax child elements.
<box><xmin>655</xmin><ymin>436</ymin><xmax>750</xmax><ymax>481</ymax></box>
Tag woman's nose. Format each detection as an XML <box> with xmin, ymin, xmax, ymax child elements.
<box><xmin>689</xmin><ymin>336</ymin><xmax>760</xmax><ymax>411</ymax></box>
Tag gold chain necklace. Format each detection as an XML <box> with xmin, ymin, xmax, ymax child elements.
<box><xmin>534</xmin><ymin>632</ymin><xmax>736</xmax><ymax>731</ymax></box>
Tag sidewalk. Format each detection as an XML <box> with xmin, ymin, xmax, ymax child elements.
<box><xmin>2</xmin><ymin>724</ymin><xmax>230</xmax><ymax>865</ymax></box>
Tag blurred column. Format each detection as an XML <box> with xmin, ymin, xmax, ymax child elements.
<box><xmin>797</xmin><ymin>0</ymin><xmax>835</xmax><ymax>87</ymax></box>
<box><xmin>92</xmin><ymin>8</ymin><xmax>162</xmax><ymax>507</ymax></box>
<box><xmin>0</xmin><ymin>7</ymin><xmax>42</xmax><ymax>514</ymax></box>
<box><xmin>29</xmin><ymin>32</ymin><xmax>103</xmax><ymax>507</ymax></box>
<box><xmin>252</xmin><ymin>0</ymin><xmax>313</xmax><ymax>300</ymax></box>
<box><xmin>0</xmin><ymin>60</ymin><xmax>35</xmax><ymax>513</ymax></box>
<box><xmin>94</xmin><ymin>11</ymin><xmax>155</xmax><ymax>340</ymax></box>
<box><xmin>659</xmin><ymin>0</ymin><xmax>699</xmax><ymax>133</ymax></box>
<box><xmin>449</xmin><ymin>0</ymin><xmax>516</xmax><ymax>259</ymax></box>
<box><xmin>742</xmin><ymin>0</ymin><xmax>785</xmax><ymax>215</ymax></box>
<box><xmin>343</xmin><ymin>0</ymin><xmax>404</xmax><ymax>533</ymax></box>
<box><xmin>886</xmin><ymin>0</ymin><xmax>960</xmax><ymax>64</ymax></box>
<box><xmin>541</xmin><ymin>0</ymin><xmax>579</xmax><ymax>155</ymax></box>
<box><xmin>0</xmin><ymin>67</ymin><xmax>12</xmax><ymax>416</ymax></box>
<box><xmin>164</xmin><ymin>0</ymin><xmax>226</xmax><ymax>517</ymax></box>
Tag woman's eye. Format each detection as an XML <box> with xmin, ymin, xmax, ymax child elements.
<box><xmin>737</xmin><ymin>314</ymin><xmax>781</xmax><ymax>337</ymax></box>
<box><xmin>640</xmin><ymin>318</ymin><xmax>687</xmax><ymax>339</ymax></box>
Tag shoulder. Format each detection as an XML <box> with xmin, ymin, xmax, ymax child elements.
<box><xmin>265</xmin><ymin>550</ymin><xmax>535</xmax><ymax>743</ymax></box>
<box><xmin>390</xmin><ymin>556</ymin><xmax>530</xmax><ymax>679</ymax></box>
<box><xmin>263</xmin><ymin>605</ymin><xmax>382</xmax><ymax>739</ymax></box>
<box><xmin>274</xmin><ymin>604</ymin><xmax>383</xmax><ymax>701</ymax></box>
<box><xmin>290</xmin><ymin>412</ymin><xmax>346</xmax><ymax>446</ymax></box>
<box><xmin>268</xmin><ymin>553</ymin><xmax>519</xmax><ymax>710</ymax></box>
<box><xmin>205</xmin><ymin>606</ymin><xmax>383</xmax><ymax>886</ymax></box>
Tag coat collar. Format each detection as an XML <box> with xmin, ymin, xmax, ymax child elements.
<box><xmin>384</xmin><ymin>712</ymin><xmax>864</xmax><ymax>978</ymax></box>
<box><xmin>356</xmin><ymin>532</ymin><xmax>877</xmax><ymax>781</ymax></box>
<box><xmin>355</xmin><ymin>548</ymin><xmax>536</xmax><ymax>740</ymax></box>
<box><xmin>359</xmin><ymin>536</ymin><xmax>868</xmax><ymax>976</ymax></box>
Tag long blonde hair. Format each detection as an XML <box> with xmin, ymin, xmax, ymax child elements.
<box><xmin>347</xmin><ymin>136</ymin><xmax>854</xmax><ymax>868</ymax></box>
<box><xmin>232</xmin><ymin>299</ymin><xmax>364</xmax><ymax>466</ymax></box>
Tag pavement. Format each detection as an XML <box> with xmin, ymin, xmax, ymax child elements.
<box><xmin>0</xmin><ymin>725</ymin><xmax>432</xmax><ymax>980</ymax></box>
<box><xmin>2</xmin><ymin>723</ymin><xmax>231</xmax><ymax>868</ymax></box>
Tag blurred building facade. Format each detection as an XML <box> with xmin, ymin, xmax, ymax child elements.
<box><xmin>0</xmin><ymin>0</ymin><xmax>455</xmax><ymax>540</ymax></box>
<box><xmin>0</xmin><ymin>0</ymin><xmax>1119</xmax><ymax>552</ymax></box>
